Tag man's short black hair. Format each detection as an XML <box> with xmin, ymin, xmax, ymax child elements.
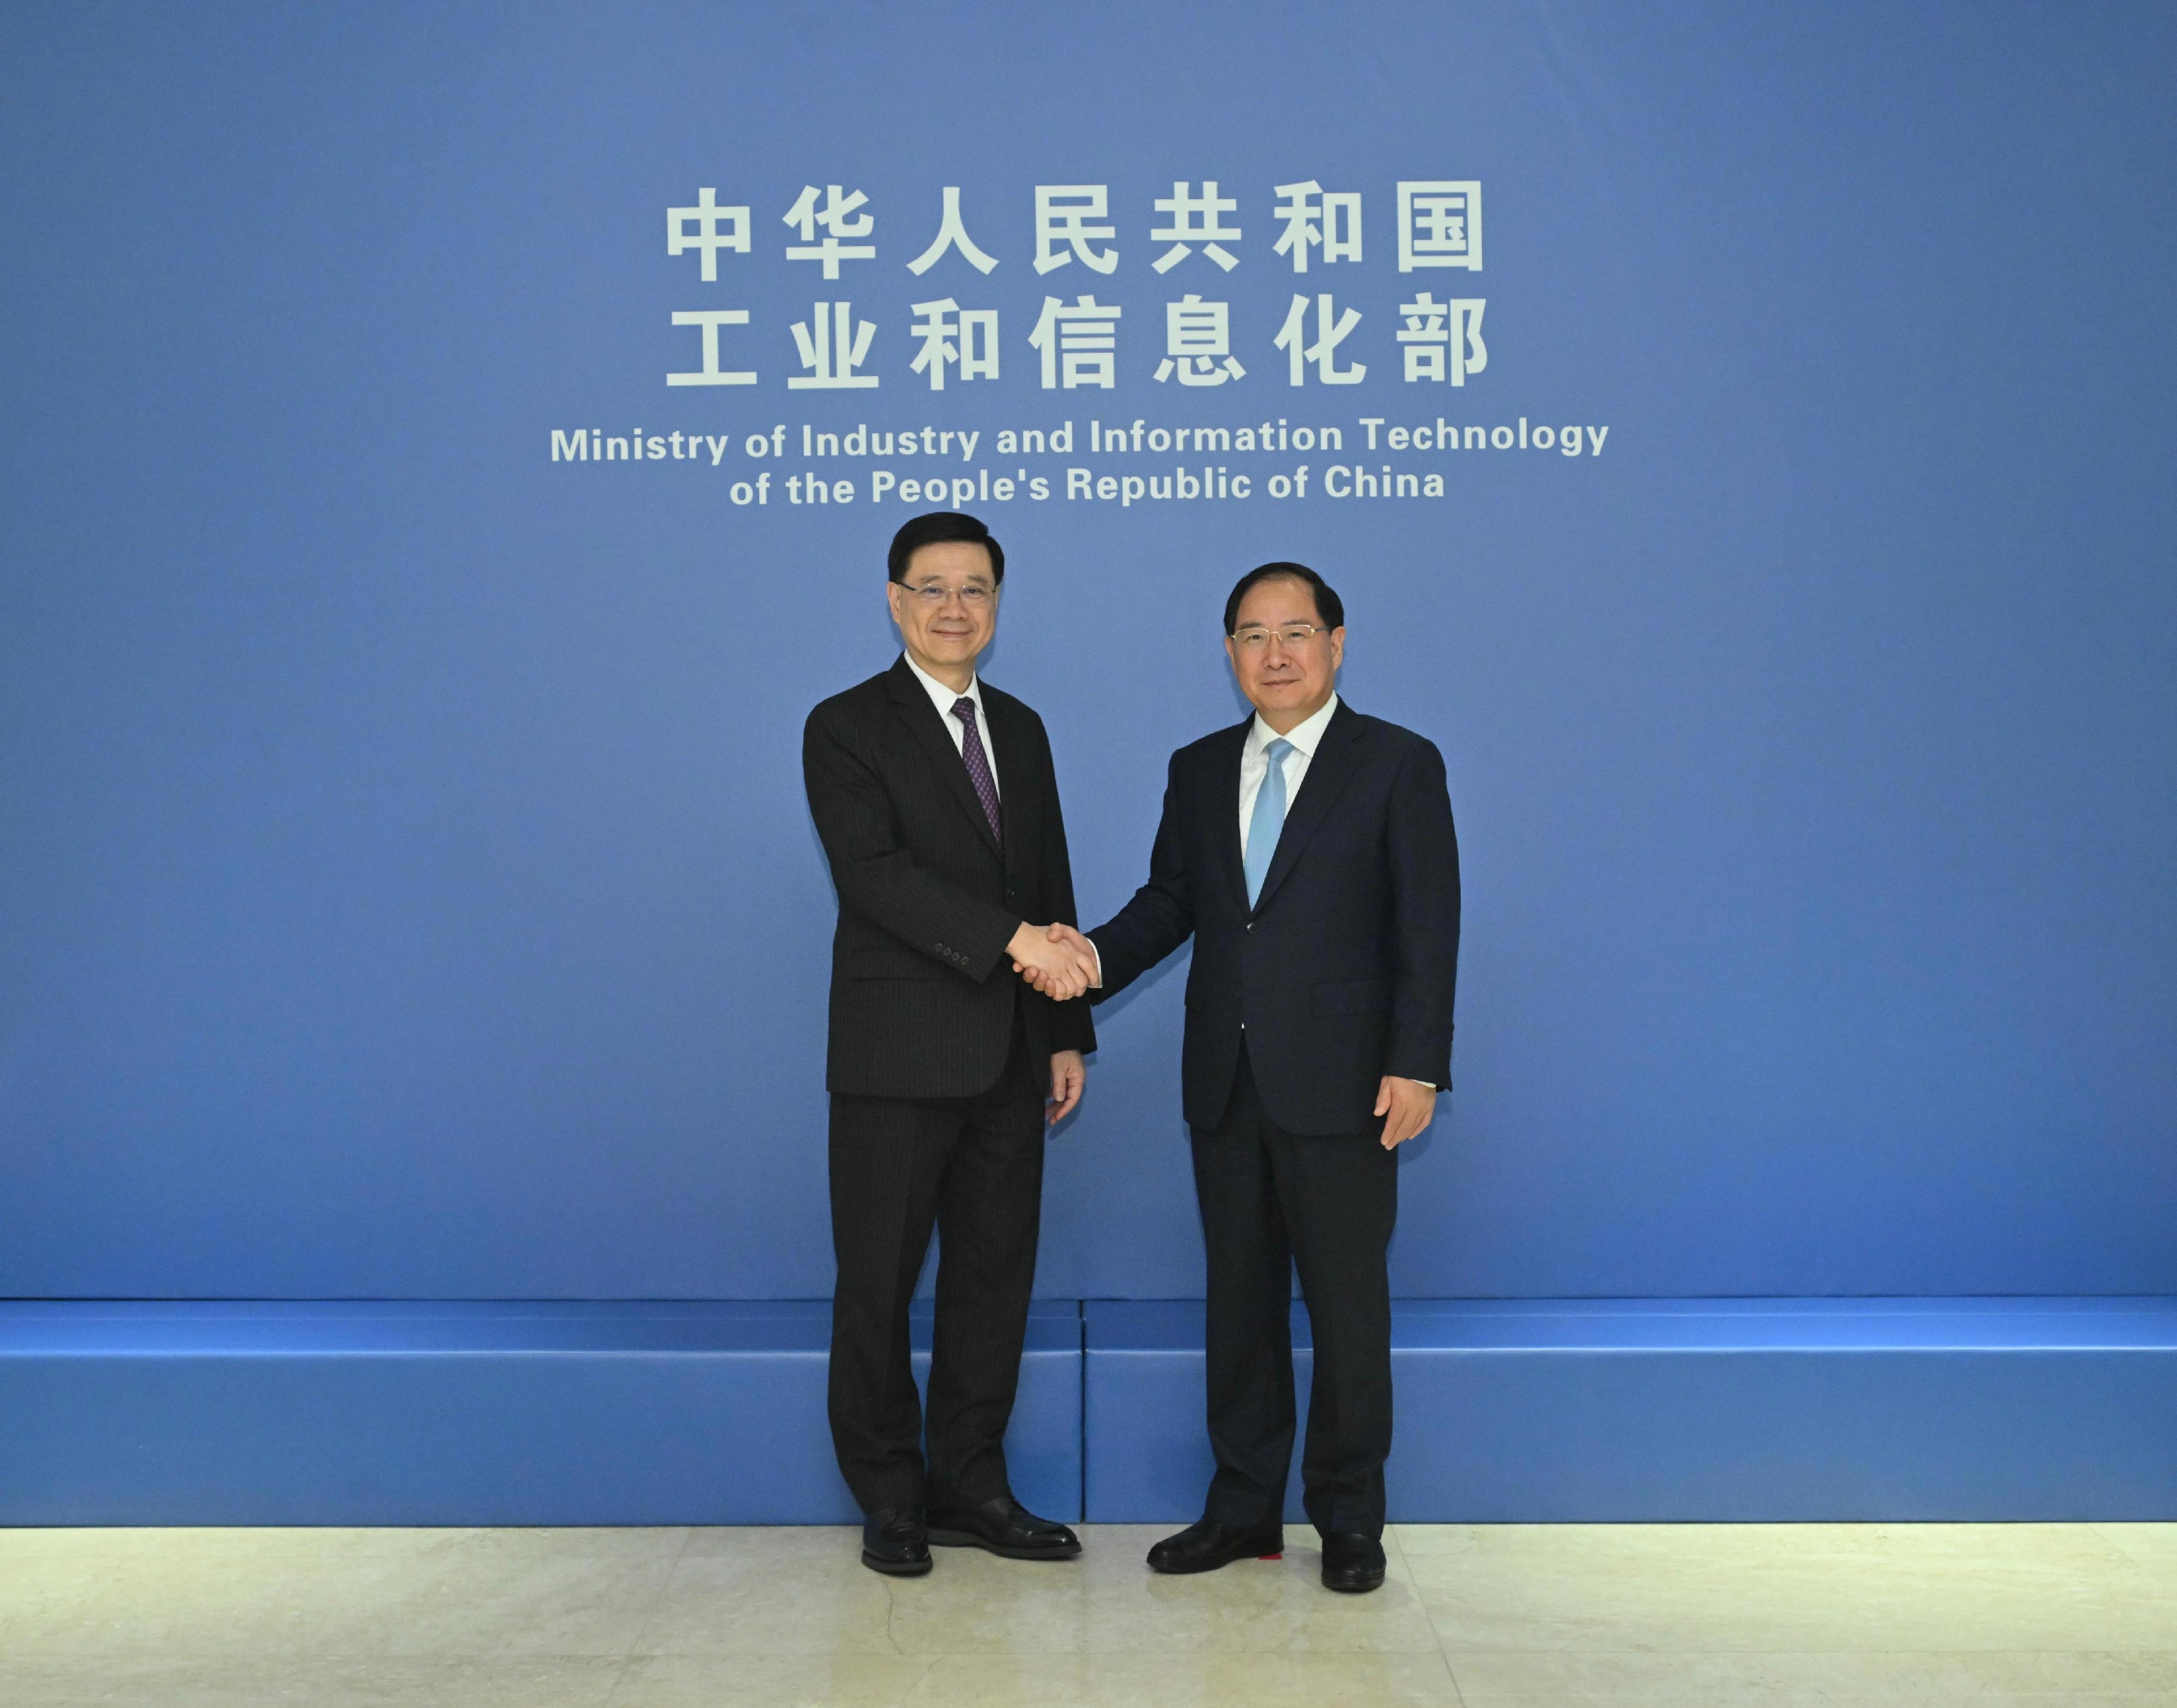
<box><xmin>888</xmin><ymin>511</ymin><xmax>1005</xmax><ymax>585</ymax></box>
<box><xmin>1223</xmin><ymin>561</ymin><xmax>1344</xmax><ymax>634</ymax></box>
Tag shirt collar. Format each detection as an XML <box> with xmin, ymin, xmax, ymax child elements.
<box><xmin>903</xmin><ymin>652</ymin><xmax>982</xmax><ymax>721</ymax></box>
<box><xmin>1247</xmin><ymin>692</ymin><xmax>1339</xmax><ymax>760</ymax></box>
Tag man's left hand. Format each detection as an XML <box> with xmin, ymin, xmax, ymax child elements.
<box><xmin>1048</xmin><ymin>1050</ymin><xmax>1086</xmax><ymax>1125</ymax></box>
<box><xmin>1374</xmin><ymin>1076</ymin><xmax>1437</xmax><ymax>1150</ymax></box>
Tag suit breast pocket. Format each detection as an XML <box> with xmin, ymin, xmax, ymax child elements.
<box><xmin>1312</xmin><ymin>977</ymin><xmax>1389</xmax><ymax>1016</ymax></box>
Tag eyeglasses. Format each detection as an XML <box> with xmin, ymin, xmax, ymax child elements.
<box><xmin>903</xmin><ymin>582</ymin><xmax>994</xmax><ymax>607</ymax></box>
<box><xmin>1231</xmin><ymin>623</ymin><xmax>1331</xmax><ymax>651</ymax></box>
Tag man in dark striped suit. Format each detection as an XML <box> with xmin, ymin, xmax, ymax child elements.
<box><xmin>803</xmin><ymin>511</ymin><xmax>1100</xmax><ymax>1576</ymax></box>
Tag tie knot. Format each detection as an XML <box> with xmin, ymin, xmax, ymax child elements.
<box><xmin>952</xmin><ymin>696</ymin><xmax>977</xmax><ymax>724</ymax></box>
<box><xmin>1266</xmin><ymin>738</ymin><xmax>1294</xmax><ymax>764</ymax></box>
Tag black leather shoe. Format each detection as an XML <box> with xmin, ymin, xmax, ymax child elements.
<box><xmin>1320</xmin><ymin>1531</ymin><xmax>1386</xmax><ymax>1593</ymax></box>
<box><xmin>860</xmin><ymin>1507</ymin><xmax>932</xmax><ymax>1576</ymax></box>
<box><xmin>1146</xmin><ymin>1518</ymin><xmax>1286</xmax><ymax>1574</ymax></box>
<box><xmin>925</xmin><ymin>1494</ymin><xmax>1082</xmax><ymax>1559</ymax></box>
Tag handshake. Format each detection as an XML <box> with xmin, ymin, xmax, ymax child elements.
<box><xmin>1006</xmin><ymin>921</ymin><xmax>1101</xmax><ymax>1003</ymax></box>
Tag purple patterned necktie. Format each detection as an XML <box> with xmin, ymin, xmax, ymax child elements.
<box><xmin>951</xmin><ymin>696</ymin><xmax>1002</xmax><ymax>844</ymax></box>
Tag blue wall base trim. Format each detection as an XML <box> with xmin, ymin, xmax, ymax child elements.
<box><xmin>1085</xmin><ymin>1299</ymin><xmax>2177</xmax><ymax>1523</ymax></box>
<box><xmin>0</xmin><ymin>1301</ymin><xmax>1082</xmax><ymax>1527</ymax></box>
<box><xmin>8</xmin><ymin>1298</ymin><xmax>2175</xmax><ymax>1526</ymax></box>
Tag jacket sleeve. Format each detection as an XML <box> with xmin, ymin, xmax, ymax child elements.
<box><xmin>803</xmin><ymin>699</ymin><xmax>1021</xmax><ymax>982</ymax></box>
<box><xmin>1087</xmin><ymin>757</ymin><xmax>1197</xmax><ymax>1002</ymax></box>
<box><xmin>1383</xmin><ymin>735</ymin><xmax>1460</xmax><ymax>1087</ymax></box>
<box><xmin>1031</xmin><ymin>715</ymin><xmax>1098</xmax><ymax>1054</ymax></box>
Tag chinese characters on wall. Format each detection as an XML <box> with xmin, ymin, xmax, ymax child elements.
<box><xmin>662</xmin><ymin>180</ymin><xmax>1487</xmax><ymax>392</ymax></box>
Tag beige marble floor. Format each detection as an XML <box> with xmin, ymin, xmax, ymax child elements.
<box><xmin>2</xmin><ymin>1522</ymin><xmax>2175</xmax><ymax>1706</ymax></box>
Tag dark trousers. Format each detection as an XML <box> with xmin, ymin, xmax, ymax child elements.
<box><xmin>827</xmin><ymin>1016</ymin><xmax>1044</xmax><ymax>1516</ymax></box>
<box><xmin>1192</xmin><ymin>1045</ymin><xmax>1399</xmax><ymax>1538</ymax></box>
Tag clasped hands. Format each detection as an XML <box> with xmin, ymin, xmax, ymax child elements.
<box><xmin>1007</xmin><ymin>921</ymin><xmax>1099</xmax><ymax>1003</ymax></box>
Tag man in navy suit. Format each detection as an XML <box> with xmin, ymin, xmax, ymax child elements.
<box><xmin>1024</xmin><ymin>562</ymin><xmax>1459</xmax><ymax>1593</ymax></box>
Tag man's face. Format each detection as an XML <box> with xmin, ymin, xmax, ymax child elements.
<box><xmin>887</xmin><ymin>540</ymin><xmax>1000</xmax><ymax>674</ymax></box>
<box><xmin>1225</xmin><ymin>575</ymin><xmax>1344</xmax><ymax>727</ymax></box>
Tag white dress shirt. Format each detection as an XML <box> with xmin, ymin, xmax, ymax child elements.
<box><xmin>1239</xmin><ymin>693</ymin><xmax>1339</xmax><ymax>857</ymax></box>
<box><xmin>904</xmin><ymin>652</ymin><xmax>998</xmax><ymax>798</ymax></box>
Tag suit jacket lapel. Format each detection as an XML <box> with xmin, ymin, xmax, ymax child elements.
<box><xmin>1252</xmin><ymin>701</ymin><xmax>1365</xmax><ymax>914</ymax></box>
<box><xmin>886</xmin><ymin>658</ymin><xmax>1001</xmax><ymax>858</ymax></box>
<box><xmin>1210</xmin><ymin>719</ymin><xmax>1251</xmax><ymax>910</ymax></box>
<box><xmin>981</xmin><ymin>689</ymin><xmax>1034</xmax><ymax>882</ymax></box>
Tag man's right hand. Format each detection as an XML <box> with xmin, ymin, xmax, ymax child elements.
<box><xmin>1009</xmin><ymin>923</ymin><xmax>1098</xmax><ymax>1002</ymax></box>
<box><xmin>1047</xmin><ymin>923</ymin><xmax>1100</xmax><ymax>991</ymax></box>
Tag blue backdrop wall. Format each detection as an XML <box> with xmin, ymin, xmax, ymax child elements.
<box><xmin>3</xmin><ymin>1</ymin><xmax>2173</xmax><ymax>1303</ymax></box>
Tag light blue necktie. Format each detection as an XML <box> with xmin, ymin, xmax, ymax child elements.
<box><xmin>1244</xmin><ymin>738</ymin><xmax>1295</xmax><ymax>907</ymax></box>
